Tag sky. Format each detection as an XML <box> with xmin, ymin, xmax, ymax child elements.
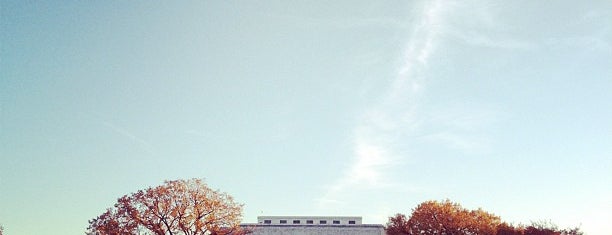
<box><xmin>1</xmin><ymin>0</ymin><xmax>611</xmax><ymax>234</ymax></box>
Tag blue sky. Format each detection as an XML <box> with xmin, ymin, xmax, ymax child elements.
<box><xmin>1</xmin><ymin>1</ymin><xmax>611</xmax><ymax>234</ymax></box>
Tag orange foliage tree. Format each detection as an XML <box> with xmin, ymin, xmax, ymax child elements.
<box><xmin>386</xmin><ymin>200</ymin><xmax>584</xmax><ymax>235</ymax></box>
<box><xmin>496</xmin><ymin>223</ymin><xmax>524</xmax><ymax>235</ymax></box>
<box><xmin>385</xmin><ymin>213</ymin><xmax>411</xmax><ymax>235</ymax></box>
<box><xmin>387</xmin><ymin>199</ymin><xmax>501</xmax><ymax>235</ymax></box>
<box><xmin>87</xmin><ymin>179</ymin><xmax>247</xmax><ymax>235</ymax></box>
<box><xmin>408</xmin><ymin>199</ymin><xmax>501</xmax><ymax>235</ymax></box>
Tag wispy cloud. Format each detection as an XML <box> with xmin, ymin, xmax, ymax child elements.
<box><xmin>80</xmin><ymin>111</ymin><xmax>155</xmax><ymax>155</ymax></box>
<box><xmin>439</xmin><ymin>2</ymin><xmax>536</xmax><ymax>50</ymax></box>
<box><xmin>545</xmin><ymin>35</ymin><xmax>612</xmax><ymax>52</ymax></box>
<box><xmin>265</xmin><ymin>13</ymin><xmax>409</xmax><ymax>30</ymax></box>
<box><xmin>447</xmin><ymin>29</ymin><xmax>536</xmax><ymax>50</ymax></box>
<box><xmin>318</xmin><ymin>0</ymin><xmax>449</xmax><ymax>210</ymax></box>
<box><xmin>101</xmin><ymin>120</ymin><xmax>155</xmax><ymax>155</ymax></box>
<box><xmin>419</xmin><ymin>103</ymin><xmax>504</xmax><ymax>154</ymax></box>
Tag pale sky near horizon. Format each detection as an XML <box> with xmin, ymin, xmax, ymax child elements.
<box><xmin>1</xmin><ymin>1</ymin><xmax>611</xmax><ymax>234</ymax></box>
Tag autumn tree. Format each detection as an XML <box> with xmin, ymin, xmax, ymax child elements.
<box><xmin>524</xmin><ymin>221</ymin><xmax>560</xmax><ymax>235</ymax></box>
<box><xmin>385</xmin><ymin>213</ymin><xmax>410</xmax><ymax>235</ymax></box>
<box><xmin>386</xmin><ymin>199</ymin><xmax>502</xmax><ymax>235</ymax></box>
<box><xmin>387</xmin><ymin>200</ymin><xmax>585</xmax><ymax>235</ymax></box>
<box><xmin>524</xmin><ymin>221</ymin><xmax>583</xmax><ymax>235</ymax></box>
<box><xmin>496</xmin><ymin>223</ymin><xmax>524</xmax><ymax>235</ymax></box>
<box><xmin>87</xmin><ymin>178</ymin><xmax>248</xmax><ymax>235</ymax></box>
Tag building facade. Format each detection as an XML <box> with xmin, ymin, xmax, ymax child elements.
<box><xmin>241</xmin><ymin>216</ymin><xmax>385</xmax><ymax>235</ymax></box>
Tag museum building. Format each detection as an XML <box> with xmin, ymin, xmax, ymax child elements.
<box><xmin>241</xmin><ymin>216</ymin><xmax>385</xmax><ymax>235</ymax></box>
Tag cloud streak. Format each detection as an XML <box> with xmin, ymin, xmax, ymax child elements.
<box><xmin>318</xmin><ymin>0</ymin><xmax>448</xmax><ymax>210</ymax></box>
<box><xmin>101</xmin><ymin>120</ymin><xmax>155</xmax><ymax>155</ymax></box>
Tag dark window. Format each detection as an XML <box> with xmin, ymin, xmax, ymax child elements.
<box><xmin>280</xmin><ymin>220</ymin><xmax>287</xmax><ymax>224</ymax></box>
<box><xmin>264</xmin><ymin>220</ymin><xmax>271</xmax><ymax>224</ymax></box>
<box><xmin>319</xmin><ymin>220</ymin><xmax>327</xmax><ymax>224</ymax></box>
<box><xmin>293</xmin><ymin>220</ymin><xmax>300</xmax><ymax>224</ymax></box>
<box><xmin>306</xmin><ymin>220</ymin><xmax>314</xmax><ymax>224</ymax></box>
<box><xmin>333</xmin><ymin>220</ymin><xmax>340</xmax><ymax>224</ymax></box>
<box><xmin>348</xmin><ymin>220</ymin><xmax>356</xmax><ymax>224</ymax></box>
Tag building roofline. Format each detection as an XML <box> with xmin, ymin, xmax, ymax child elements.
<box><xmin>241</xmin><ymin>223</ymin><xmax>384</xmax><ymax>228</ymax></box>
<box><xmin>257</xmin><ymin>216</ymin><xmax>362</xmax><ymax>219</ymax></box>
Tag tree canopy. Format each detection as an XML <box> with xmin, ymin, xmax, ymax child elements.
<box><xmin>400</xmin><ymin>199</ymin><xmax>500</xmax><ymax>235</ymax></box>
<box><xmin>386</xmin><ymin>199</ymin><xmax>583</xmax><ymax>235</ymax></box>
<box><xmin>386</xmin><ymin>213</ymin><xmax>411</xmax><ymax>235</ymax></box>
<box><xmin>87</xmin><ymin>179</ymin><xmax>247</xmax><ymax>235</ymax></box>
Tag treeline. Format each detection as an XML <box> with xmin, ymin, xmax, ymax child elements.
<box><xmin>86</xmin><ymin>179</ymin><xmax>585</xmax><ymax>235</ymax></box>
<box><xmin>385</xmin><ymin>199</ymin><xmax>582</xmax><ymax>235</ymax></box>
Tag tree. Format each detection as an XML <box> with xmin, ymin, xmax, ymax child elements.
<box><xmin>496</xmin><ymin>223</ymin><xmax>524</xmax><ymax>235</ymax></box>
<box><xmin>0</xmin><ymin>224</ymin><xmax>3</xmax><ymax>235</ymax></box>
<box><xmin>387</xmin><ymin>200</ymin><xmax>584</xmax><ymax>235</ymax></box>
<box><xmin>524</xmin><ymin>221</ymin><xmax>583</xmax><ymax>235</ymax></box>
<box><xmin>524</xmin><ymin>221</ymin><xmax>560</xmax><ymax>235</ymax></box>
<box><xmin>87</xmin><ymin>179</ymin><xmax>248</xmax><ymax>235</ymax></box>
<box><xmin>399</xmin><ymin>199</ymin><xmax>501</xmax><ymax>235</ymax></box>
<box><xmin>385</xmin><ymin>213</ymin><xmax>411</xmax><ymax>235</ymax></box>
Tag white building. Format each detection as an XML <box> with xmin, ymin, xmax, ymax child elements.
<box><xmin>241</xmin><ymin>216</ymin><xmax>385</xmax><ymax>235</ymax></box>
